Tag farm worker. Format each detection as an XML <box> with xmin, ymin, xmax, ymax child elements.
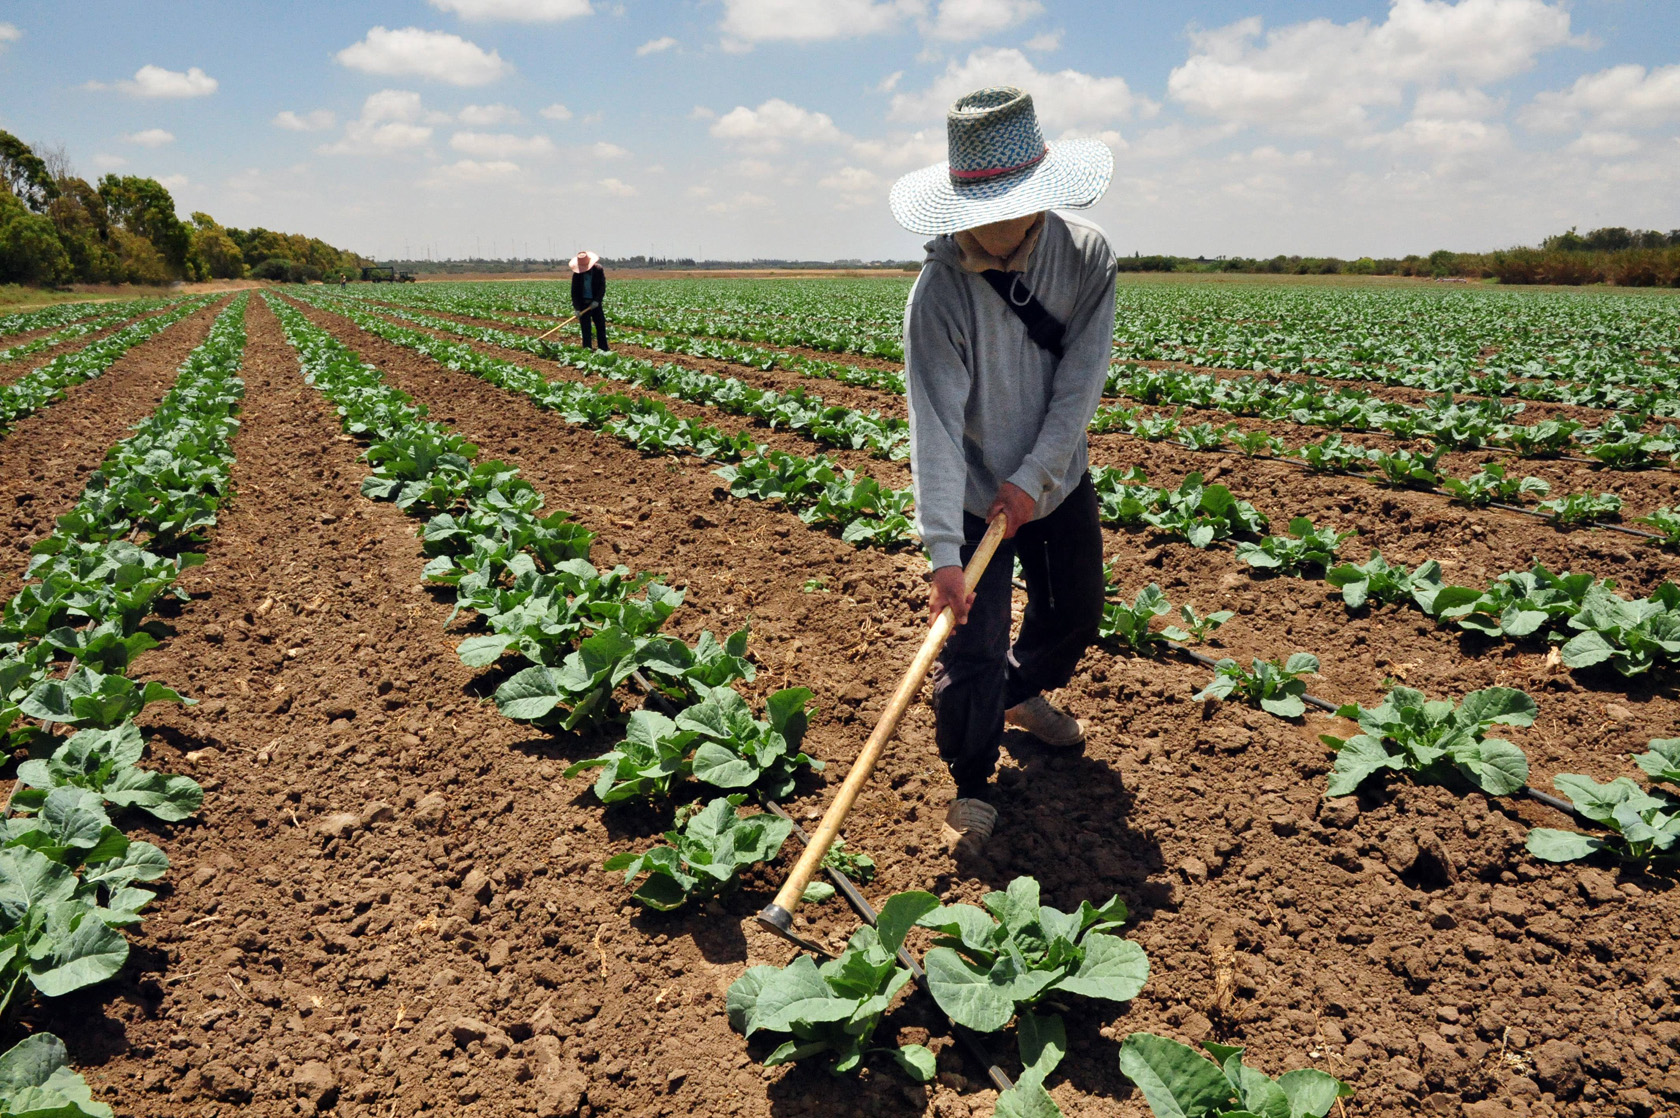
<box><xmin>569</xmin><ymin>249</ymin><xmax>609</xmax><ymax>351</ymax></box>
<box><xmin>890</xmin><ymin>86</ymin><xmax>1117</xmax><ymax>854</ymax></box>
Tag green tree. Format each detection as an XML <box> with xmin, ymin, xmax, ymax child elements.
<box><xmin>98</xmin><ymin>174</ymin><xmax>190</xmax><ymax>276</ymax></box>
<box><xmin>0</xmin><ymin>130</ymin><xmax>57</xmax><ymax>212</ymax></box>
<box><xmin>188</xmin><ymin>212</ymin><xmax>246</xmax><ymax>279</ymax></box>
<box><xmin>47</xmin><ymin>177</ymin><xmax>123</xmax><ymax>282</ymax></box>
<box><xmin>0</xmin><ymin>190</ymin><xmax>71</xmax><ymax>284</ymax></box>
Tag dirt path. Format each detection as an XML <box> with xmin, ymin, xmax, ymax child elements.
<box><xmin>0</xmin><ymin>299</ymin><xmax>226</xmax><ymax>601</ymax></box>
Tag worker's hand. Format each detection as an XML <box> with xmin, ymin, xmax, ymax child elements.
<box><xmin>929</xmin><ymin>565</ymin><xmax>973</xmax><ymax>627</ymax></box>
<box><xmin>986</xmin><ymin>482</ymin><xmax>1036</xmax><ymax>540</ymax></box>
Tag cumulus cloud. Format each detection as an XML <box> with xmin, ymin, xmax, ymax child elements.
<box><xmin>592</xmin><ymin>141</ymin><xmax>630</xmax><ymax>159</ymax></box>
<box><xmin>539</xmin><ymin>103</ymin><xmax>574</xmax><ymax>121</ymax></box>
<box><xmin>1520</xmin><ymin>63</ymin><xmax>1680</xmax><ymax>132</ymax></box>
<box><xmin>922</xmin><ymin>0</ymin><xmax>1042</xmax><ymax>43</ymax></box>
<box><xmin>598</xmin><ymin>177</ymin><xmax>637</xmax><ymax>196</ymax></box>
<box><xmin>336</xmin><ymin>26</ymin><xmax>513</xmax><ymax>86</ymax></box>
<box><xmin>848</xmin><ymin>129</ymin><xmax>944</xmax><ymax>172</ymax></box>
<box><xmin>450</xmin><ymin>131</ymin><xmax>556</xmax><ymax>158</ymax></box>
<box><xmin>457</xmin><ymin>103</ymin><xmax>522</xmax><ymax>125</ymax></box>
<box><xmin>711</xmin><ymin>99</ymin><xmax>846</xmax><ymax>152</ymax></box>
<box><xmin>429</xmin><ymin>0</ymin><xmax>591</xmax><ymax>20</ymax></box>
<box><xmin>889</xmin><ymin>48</ymin><xmax>1153</xmax><ymax>129</ymax></box>
<box><xmin>124</xmin><ymin>128</ymin><xmax>175</xmax><ymax>147</ymax></box>
<box><xmin>1023</xmin><ymin>29</ymin><xmax>1061</xmax><ymax>53</ymax></box>
<box><xmin>1565</xmin><ymin>131</ymin><xmax>1642</xmax><ymax>158</ymax></box>
<box><xmin>819</xmin><ymin>165</ymin><xmax>886</xmax><ymax>208</ymax></box>
<box><xmin>719</xmin><ymin>0</ymin><xmax>923</xmax><ymax>45</ymax></box>
<box><xmin>87</xmin><ymin>64</ymin><xmax>219</xmax><ymax>98</ymax></box>
<box><xmin>422</xmin><ymin>158</ymin><xmax>522</xmax><ymax>187</ymax></box>
<box><xmin>1168</xmin><ymin>1</ymin><xmax>1582</xmax><ymax>135</ymax></box>
<box><xmin>637</xmin><ymin>36</ymin><xmax>678</xmax><ymax>56</ymax></box>
<box><xmin>0</xmin><ymin>23</ymin><xmax>19</xmax><ymax>48</ymax></box>
<box><xmin>274</xmin><ymin>109</ymin><xmax>336</xmax><ymax>132</ymax></box>
<box><xmin>92</xmin><ymin>153</ymin><xmax>127</xmax><ymax>170</ymax></box>
<box><xmin>320</xmin><ymin>90</ymin><xmax>443</xmax><ymax>155</ymax></box>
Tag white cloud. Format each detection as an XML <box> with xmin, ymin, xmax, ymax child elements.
<box><xmin>0</xmin><ymin>23</ymin><xmax>19</xmax><ymax>48</ymax></box>
<box><xmin>1520</xmin><ymin>64</ymin><xmax>1680</xmax><ymax>132</ymax></box>
<box><xmin>889</xmin><ymin>48</ymin><xmax>1153</xmax><ymax>129</ymax></box>
<box><xmin>637</xmin><ymin>36</ymin><xmax>678</xmax><ymax>56</ymax></box>
<box><xmin>422</xmin><ymin>158</ymin><xmax>522</xmax><ymax>187</ymax></box>
<box><xmin>428</xmin><ymin>0</ymin><xmax>591</xmax><ymax>20</ymax></box>
<box><xmin>1565</xmin><ymin>131</ymin><xmax>1641</xmax><ymax>157</ymax></box>
<box><xmin>274</xmin><ymin>109</ymin><xmax>337</xmax><ymax>132</ymax></box>
<box><xmin>156</xmin><ymin>174</ymin><xmax>189</xmax><ymax>191</ymax></box>
<box><xmin>592</xmin><ymin>141</ymin><xmax>630</xmax><ymax>159</ymax></box>
<box><xmin>848</xmin><ymin>129</ymin><xmax>944</xmax><ymax>172</ymax></box>
<box><xmin>598</xmin><ymin>177</ymin><xmax>637</xmax><ymax>196</ymax></box>
<box><xmin>87</xmin><ymin>64</ymin><xmax>219</xmax><ymax>98</ymax></box>
<box><xmin>319</xmin><ymin>90</ymin><xmax>440</xmax><ymax>155</ymax></box>
<box><xmin>1412</xmin><ymin>88</ymin><xmax>1505</xmax><ymax>120</ymax></box>
<box><xmin>124</xmin><ymin>128</ymin><xmax>176</xmax><ymax>148</ymax></box>
<box><xmin>539</xmin><ymin>103</ymin><xmax>573</xmax><ymax>121</ymax></box>
<box><xmin>92</xmin><ymin>153</ymin><xmax>128</xmax><ymax>170</ymax></box>
<box><xmin>922</xmin><ymin>0</ymin><xmax>1042</xmax><ymax>43</ymax></box>
<box><xmin>451</xmin><ymin>131</ymin><xmax>556</xmax><ymax>157</ymax></box>
<box><xmin>1023</xmin><ymin>29</ymin><xmax>1061</xmax><ymax>53</ymax></box>
<box><xmin>820</xmin><ymin>165</ymin><xmax>885</xmax><ymax>208</ymax></box>
<box><xmin>707</xmin><ymin>190</ymin><xmax>772</xmax><ymax>214</ymax></box>
<box><xmin>690</xmin><ymin>106</ymin><xmax>717</xmax><ymax>120</ymax></box>
<box><xmin>336</xmin><ymin>26</ymin><xmax>513</xmax><ymax>86</ymax></box>
<box><xmin>878</xmin><ymin>71</ymin><xmax>903</xmax><ymax>93</ymax></box>
<box><xmin>1168</xmin><ymin>1</ymin><xmax>1582</xmax><ymax>135</ymax></box>
<box><xmin>1358</xmin><ymin>116</ymin><xmax>1511</xmax><ymax>158</ymax></box>
<box><xmin>719</xmin><ymin>0</ymin><xmax>924</xmax><ymax>45</ymax></box>
<box><xmin>711</xmin><ymin>98</ymin><xmax>846</xmax><ymax>152</ymax></box>
<box><xmin>457</xmin><ymin>103</ymin><xmax>522</xmax><ymax>125</ymax></box>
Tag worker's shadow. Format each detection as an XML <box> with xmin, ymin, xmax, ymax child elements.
<box><xmin>948</xmin><ymin>730</ymin><xmax>1171</xmax><ymax>927</ymax></box>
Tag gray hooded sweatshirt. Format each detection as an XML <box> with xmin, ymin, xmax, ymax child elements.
<box><xmin>904</xmin><ymin>210</ymin><xmax>1118</xmax><ymax>571</ymax></box>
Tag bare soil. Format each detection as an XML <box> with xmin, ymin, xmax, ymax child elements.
<box><xmin>26</xmin><ymin>295</ymin><xmax>1680</xmax><ymax>1118</ymax></box>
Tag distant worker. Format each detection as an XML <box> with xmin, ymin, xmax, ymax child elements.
<box><xmin>891</xmin><ymin>87</ymin><xmax>1118</xmax><ymax>854</ymax></box>
<box><xmin>569</xmin><ymin>249</ymin><xmax>609</xmax><ymax>351</ymax></box>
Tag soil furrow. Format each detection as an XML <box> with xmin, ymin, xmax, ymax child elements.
<box><xmin>0</xmin><ymin>298</ymin><xmax>227</xmax><ymax>603</ymax></box>
<box><xmin>311</xmin><ymin>298</ymin><xmax>913</xmax><ymax>489</ymax></box>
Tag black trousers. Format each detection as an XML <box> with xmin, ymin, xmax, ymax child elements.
<box><xmin>578</xmin><ymin>305</ymin><xmax>608</xmax><ymax>350</ymax></box>
<box><xmin>931</xmin><ymin>472</ymin><xmax>1104</xmax><ymax>800</ymax></box>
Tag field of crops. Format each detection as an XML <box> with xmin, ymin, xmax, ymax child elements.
<box><xmin>3</xmin><ymin>274</ymin><xmax>1679</xmax><ymax>1118</ymax></box>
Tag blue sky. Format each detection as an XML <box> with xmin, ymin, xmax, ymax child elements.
<box><xmin>2</xmin><ymin>1</ymin><xmax>1676</xmax><ymax>262</ymax></box>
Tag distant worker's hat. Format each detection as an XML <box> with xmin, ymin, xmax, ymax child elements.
<box><xmin>889</xmin><ymin>86</ymin><xmax>1112</xmax><ymax>236</ymax></box>
<box><xmin>570</xmin><ymin>249</ymin><xmax>601</xmax><ymax>273</ymax></box>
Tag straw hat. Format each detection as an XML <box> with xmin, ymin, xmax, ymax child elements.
<box><xmin>889</xmin><ymin>87</ymin><xmax>1113</xmax><ymax>236</ymax></box>
<box><xmin>569</xmin><ymin>250</ymin><xmax>601</xmax><ymax>273</ymax></box>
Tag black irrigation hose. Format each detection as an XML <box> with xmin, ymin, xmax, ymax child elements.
<box><xmin>627</xmin><ymin>672</ymin><xmax>1015</xmax><ymax>1094</ymax></box>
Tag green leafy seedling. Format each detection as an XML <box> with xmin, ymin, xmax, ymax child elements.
<box><xmin>1194</xmin><ymin>654</ymin><xmax>1319</xmax><ymax>719</ymax></box>
<box><xmin>1322</xmin><ymin>686</ymin><xmax>1534</xmax><ymax>798</ymax></box>
<box><xmin>1118</xmin><ymin>1032</ymin><xmax>1352</xmax><ymax>1118</ymax></box>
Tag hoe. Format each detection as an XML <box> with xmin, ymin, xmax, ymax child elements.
<box><xmin>758</xmin><ymin>513</ymin><xmax>1007</xmax><ymax>942</ymax></box>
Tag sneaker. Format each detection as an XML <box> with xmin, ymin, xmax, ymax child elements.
<box><xmin>1005</xmin><ymin>694</ymin><xmax>1086</xmax><ymax>746</ymax></box>
<box><xmin>942</xmin><ymin>797</ymin><xmax>998</xmax><ymax>855</ymax></box>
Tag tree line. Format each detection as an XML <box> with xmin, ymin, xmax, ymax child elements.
<box><xmin>0</xmin><ymin>130</ymin><xmax>367</xmax><ymax>288</ymax></box>
<box><xmin>1125</xmin><ymin>226</ymin><xmax>1680</xmax><ymax>287</ymax></box>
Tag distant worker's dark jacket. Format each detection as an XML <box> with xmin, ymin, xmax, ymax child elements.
<box><xmin>571</xmin><ymin>266</ymin><xmax>606</xmax><ymax>310</ymax></box>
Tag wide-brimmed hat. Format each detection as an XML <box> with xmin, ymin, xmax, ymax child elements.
<box><xmin>889</xmin><ymin>87</ymin><xmax>1113</xmax><ymax>236</ymax></box>
<box><xmin>569</xmin><ymin>250</ymin><xmax>600</xmax><ymax>273</ymax></box>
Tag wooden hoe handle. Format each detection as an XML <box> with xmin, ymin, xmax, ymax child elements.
<box><xmin>758</xmin><ymin>514</ymin><xmax>1009</xmax><ymax>941</ymax></box>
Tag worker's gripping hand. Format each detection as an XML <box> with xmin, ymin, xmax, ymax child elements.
<box><xmin>986</xmin><ymin>482</ymin><xmax>1036</xmax><ymax>540</ymax></box>
<box><xmin>929</xmin><ymin>565</ymin><xmax>974</xmax><ymax>627</ymax></box>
